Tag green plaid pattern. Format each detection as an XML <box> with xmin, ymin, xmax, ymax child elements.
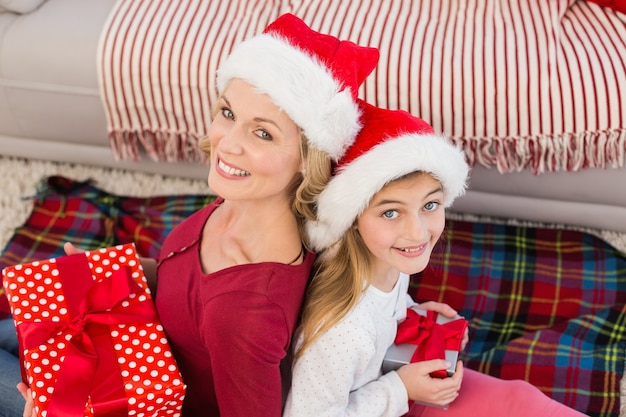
<box><xmin>411</xmin><ymin>221</ymin><xmax>626</xmax><ymax>417</ymax></box>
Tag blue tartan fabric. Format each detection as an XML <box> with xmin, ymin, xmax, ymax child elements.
<box><xmin>411</xmin><ymin>220</ymin><xmax>626</xmax><ymax>417</ymax></box>
<box><xmin>0</xmin><ymin>176</ymin><xmax>624</xmax><ymax>416</ymax></box>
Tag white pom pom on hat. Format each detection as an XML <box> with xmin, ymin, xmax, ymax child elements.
<box><xmin>306</xmin><ymin>100</ymin><xmax>470</xmax><ymax>251</ymax></box>
<box><xmin>216</xmin><ymin>13</ymin><xmax>380</xmax><ymax>161</ymax></box>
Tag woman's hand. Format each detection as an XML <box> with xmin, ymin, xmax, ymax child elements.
<box><xmin>413</xmin><ymin>301</ymin><xmax>469</xmax><ymax>351</ymax></box>
<box><xmin>17</xmin><ymin>382</ymin><xmax>35</xmax><ymax>417</ymax></box>
<box><xmin>63</xmin><ymin>242</ymin><xmax>84</xmax><ymax>256</ymax></box>
<box><xmin>397</xmin><ymin>360</ymin><xmax>464</xmax><ymax>408</ymax></box>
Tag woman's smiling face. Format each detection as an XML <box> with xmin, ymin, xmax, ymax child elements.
<box><xmin>206</xmin><ymin>79</ymin><xmax>303</xmax><ymax>204</ymax></box>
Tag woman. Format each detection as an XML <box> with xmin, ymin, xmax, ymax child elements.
<box><xmin>13</xmin><ymin>13</ymin><xmax>379</xmax><ymax>417</ymax></box>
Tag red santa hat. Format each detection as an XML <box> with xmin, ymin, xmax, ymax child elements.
<box><xmin>306</xmin><ymin>100</ymin><xmax>470</xmax><ymax>251</ymax></box>
<box><xmin>216</xmin><ymin>13</ymin><xmax>379</xmax><ymax>160</ymax></box>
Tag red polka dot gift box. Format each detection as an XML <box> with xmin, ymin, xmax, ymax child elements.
<box><xmin>2</xmin><ymin>243</ymin><xmax>186</xmax><ymax>417</ymax></box>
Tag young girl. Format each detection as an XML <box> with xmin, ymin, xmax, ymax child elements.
<box><xmin>284</xmin><ymin>100</ymin><xmax>587</xmax><ymax>417</ymax></box>
<box><xmin>12</xmin><ymin>14</ymin><xmax>380</xmax><ymax>417</ymax></box>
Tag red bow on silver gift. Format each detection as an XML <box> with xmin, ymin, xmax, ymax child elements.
<box><xmin>394</xmin><ymin>308</ymin><xmax>468</xmax><ymax>378</ymax></box>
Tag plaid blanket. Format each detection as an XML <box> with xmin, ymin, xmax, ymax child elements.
<box><xmin>0</xmin><ymin>176</ymin><xmax>215</xmax><ymax>315</ymax></box>
<box><xmin>412</xmin><ymin>221</ymin><xmax>626</xmax><ymax>417</ymax></box>
<box><xmin>1</xmin><ymin>176</ymin><xmax>624</xmax><ymax>417</ymax></box>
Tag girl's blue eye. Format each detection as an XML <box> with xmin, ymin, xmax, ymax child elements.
<box><xmin>424</xmin><ymin>201</ymin><xmax>439</xmax><ymax>212</ymax></box>
<box><xmin>382</xmin><ymin>210</ymin><xmax>398</xmax><ymax>219</ymax></box>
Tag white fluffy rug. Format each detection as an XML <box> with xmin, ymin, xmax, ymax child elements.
<box><xmin>0</xmin><ymin>156</ymin><xmax>210</xmax><ymax>250</ymax></box>
<box><xmin>0</xmin><ymin>155</ymin><xmax>624</xmax><ymax>415</ymax></box>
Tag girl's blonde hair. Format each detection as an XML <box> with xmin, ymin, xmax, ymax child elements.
<box><xmin>295</xmin><ymin>225</ymin><xmax>372</xmax><ymax>359</ymax></box>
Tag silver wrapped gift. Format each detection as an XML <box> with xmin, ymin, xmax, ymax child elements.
<box><xmin>382</xmin><ymin>309</ymin><xmax>466</xmax><ymax>376</ymax></box>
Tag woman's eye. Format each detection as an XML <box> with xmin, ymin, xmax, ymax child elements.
<box><xmin>382</xmin><ymin>210</ymin><xmax>398</xmax><ymax>219</ymax></box>
<box><xmin>255</xmin><ymin>129</ymin><xmax>273</xmax><ymax>141</ymax></box>
<box><xmin>424</xmin><ymin>201</ymin><xmax>440</xmax><ymax>212</ymax></box>
<box><xmin>220</xmin><ymin>107</ymin><xmax>234</xmax><ymax>120</ymax></box>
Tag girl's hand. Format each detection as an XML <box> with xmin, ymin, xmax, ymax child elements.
<box><xmin>414</xmin><ymin>302</ymin><xmax>469</xmax><ymax>351</ymax></box>
<box><xmin>396</xmin><ymin>360</ymin><xmax>464</xmax><ymax>408</ymax></box>
<box><xmin>415</xmin><ymin>301</ymin><xmax>457</xmax><ymax>318</ymax></box>
<box><xmin>17</xmin><ymin>382</ymin><xmax>35</xmax><ymax>417</ymax></box>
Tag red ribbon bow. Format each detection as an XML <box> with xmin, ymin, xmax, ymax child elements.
<box><xmin>394</xmin><ymin>309</ymin><xmax>468</xmax><ymax>378</ymax></box>
<box><xmin>17</xmin><ymin>252</ymin><xmax>158</xmax><ymax>416</ymax></box>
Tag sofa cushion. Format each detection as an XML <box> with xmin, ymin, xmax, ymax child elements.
<box><xmin>0</xmin><ymin>0</ymin><xmax>115</xmax><ymax>146</ymax></box>
<box><xmin>0</xmin><ymin>0</ymin><xmax>46</xmax><ymax>14</ymax></box>
<box><xmin>100</xmin><ymin>0</ymin><xmax>626</xmax><ymax>174</ymax></box>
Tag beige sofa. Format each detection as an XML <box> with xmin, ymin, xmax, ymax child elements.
<box><xmin>1</xmin><ymin>0</ymin><xmax>625</xmax><ymax>233</ymax></box>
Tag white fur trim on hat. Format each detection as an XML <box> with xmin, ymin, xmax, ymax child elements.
<box><xmin>306</xmin><ymin>133</ymin><xmax>469</xmax><ymax>251</ymax></box>
<box><xmin>216</xmin><ymin>34</ymin><xmax>361</xmax><ymax>160</ymax></box>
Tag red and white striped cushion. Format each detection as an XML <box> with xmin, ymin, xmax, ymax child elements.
<box><xmin>99</xmin><ymin>0</ymin><xmax>626</xmax><ymax>173</ymax></box>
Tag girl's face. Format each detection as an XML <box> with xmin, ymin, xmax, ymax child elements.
<box><xmin>207</xmin><ymin>79</ymin><xmax>303</xmax><ymax>204</ymax></box>
<box><xmin>356</xmin><ymin>173</ymin><xmax>446</xmax><ymax>283</ymax></box>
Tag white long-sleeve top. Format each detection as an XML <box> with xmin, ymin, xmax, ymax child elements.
<box><xmin>284</xmin><ymin>273</ymin><xmax>417</xmax><ymax>417</ymax></box>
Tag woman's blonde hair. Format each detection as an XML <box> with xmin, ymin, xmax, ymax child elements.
<box><xmin>292</xmin><ymin>136</ymin><xmax>332</xmax><ymax>247</ymax></box>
